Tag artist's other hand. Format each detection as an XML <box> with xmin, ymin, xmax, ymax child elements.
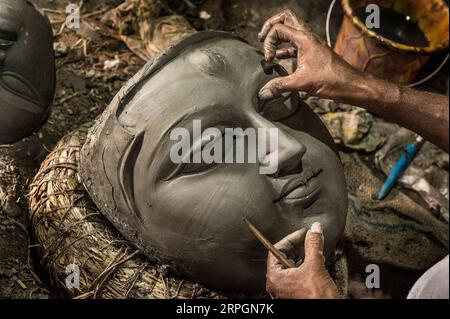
<box><xmin>266</xmin><ymin>222</ymin><xmax>339</xmax><ymax>299</ymax></box>
<box><xmin>258</xmin><ymin>10</ymin><xmax>360</xmax><ymax>101</ymax></box>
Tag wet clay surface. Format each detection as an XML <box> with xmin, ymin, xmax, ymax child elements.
<box><xmin>80</xmin><ymin>31</ymin><xmax>347</xmax><ymax>293</ymax></box>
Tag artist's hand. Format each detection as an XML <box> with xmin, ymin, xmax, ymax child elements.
<box><xmin>266</xmin><ymin>222</ymin><xmax>339</xmax><ymax>299</ymax></box>
<box><xmin>258</xmin><ymin>10</ymin><xmax>360</xmax><ymax>101</ymax></box>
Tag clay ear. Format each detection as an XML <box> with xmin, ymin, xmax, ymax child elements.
<box><xmin>118</xmin><ymin>131</ymin><xmax>145</xmax><ymax>221</ymax></box>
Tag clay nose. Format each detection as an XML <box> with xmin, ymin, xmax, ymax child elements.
<box><xmin>273</xmin><ymin>128</ymin><xmax>306</xmax><ymax>177</ymax></box>
<box><xmin>252</xmin><ymin>116</ymin><xmax>306</xmax><ymax>177</ymax></box>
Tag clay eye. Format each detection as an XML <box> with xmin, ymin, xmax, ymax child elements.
<box><xmin>166</xmin><ymin>127</ymin><xmax>228</xmax><ymax>180</ymax></box>
<box><xmin>188</xmin><ymin>50</ymin><xmax>228</xmax><ymax>76</ymax></box>
<box><xmin>0</xmin><ymin>30</ymin><xmax>16</xmax><ymax>49</ymax></box>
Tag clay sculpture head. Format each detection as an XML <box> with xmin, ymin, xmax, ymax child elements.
<box><xmin>80</xmin><ymin>31</ymin><xmax>347</xmax><ymax>294</ymax></box>
<box><xmin>0</xmin><ymin>0</ymin><xmax>55</xmax><ymax>144</ymax></box>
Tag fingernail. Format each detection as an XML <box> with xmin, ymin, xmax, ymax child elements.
<box><xmin>259</xmin><ymin>88</ymin><xmax>274</xmax><ymax>100</ymax></box>
<box><xmin>310</xmin><ymin>222</ymin><xmax>322</xmax><ymax>234</ymax></box>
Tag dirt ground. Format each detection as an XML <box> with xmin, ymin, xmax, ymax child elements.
<box><xmin>0</xmin><ymin>0</ymin><xmax>448</xmax><ymax>299</ymax></box>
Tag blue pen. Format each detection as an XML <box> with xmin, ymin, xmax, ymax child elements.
<box><xmin>377</xmin><ymin>135</ymin><xmax>426</xmax><ymax>200</ymax></box>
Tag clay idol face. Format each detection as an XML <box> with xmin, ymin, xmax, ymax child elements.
<box><xmin>0</xmin><ymin>0</ymin><xmax>55</xmax><ymax>144</ymax></box>
<box><xmin>81</xmin><ymin>32</ymin><xmax>347</xmax><ymax>294</ymax></box>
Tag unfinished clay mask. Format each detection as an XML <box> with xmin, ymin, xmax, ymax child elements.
<box><xmin>80</xmin><ymin>31</ymin><xmax>347</xmax><ymax>294</ymax></box>
<box><xmin>0</xmin><ymin>0</ymin><xmax>55</xmax><ymax>144</ymax></box>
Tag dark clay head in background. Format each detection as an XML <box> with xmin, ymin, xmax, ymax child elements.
<box><xmin>81</xmin><ymin>31</ymin><xmax>347</xmax><ymax>294</ymax></box>
<box><xmin>0</xmin><ymin>0</ymin><xmax>55</xmax><ymax>144</ymax></box>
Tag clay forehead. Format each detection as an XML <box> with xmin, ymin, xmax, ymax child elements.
<box><xmin>184</xmin><ymin>37</ymin><xmax>263</xmax><ymax>74</ymax></box>
<box><xmin>117</xmin><ymin>35</ymin><xmax>265</xmax><ymax>132</ymax></box>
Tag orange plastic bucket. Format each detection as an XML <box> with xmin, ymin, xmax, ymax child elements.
<box><xmin>334</xmin><ymin>0</ymin><xmax>449</xmax><ymax>84</ymax></box>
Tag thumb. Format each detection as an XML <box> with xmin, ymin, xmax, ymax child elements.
<box><xmin>304</xmin><ymin>222</ymin><xmax>325</xmax><ymax>267</ymax></box>
<box><xmin>258</xmin><ymin>73</ymin><xmax>300</xmax><ymax>100</ymax></box>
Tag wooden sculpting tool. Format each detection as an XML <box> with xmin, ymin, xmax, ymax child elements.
<box><xmin>243</xmin><ymin>217</ymin><xmax>295</xmax><ymax>269</ymax></box>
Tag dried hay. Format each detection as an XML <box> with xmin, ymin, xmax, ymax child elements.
<box><xmin>100</xmin><ymin>0</ymin><xmax>195</xmax><ymax>60</ymax></box>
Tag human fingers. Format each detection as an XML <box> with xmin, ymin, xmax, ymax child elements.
<box><xmin>275</xmin><ymin>47</ymin><xmax>297</xmax><ymax>59</ymax></box>
<box><xmin>304</xmin><ymin>222</ymin><xmax>326</xmax><ymax>267</ymax></box>
<box><xmin>263</xmin><ymin>23</ymin><xmax>298</xmax><ymax>61</ymax></box>
<box><xmin>267</xmin><ymin>229</ymin><xmax>306</xmax><ymax>272</ymax></box>
<box><xmin>259</xmin><ymin>73</ymin><xmax>300</xmax><ymax>100</ymax></box>
<box><xmin>258</xmin><ymin>9</ymin><xmax>301</xmax><ymax>41</ymax></box>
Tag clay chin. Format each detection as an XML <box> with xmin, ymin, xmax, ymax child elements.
<box><xmin>0</xmin><ymin>0</ymin><xmax>55</xmax><ymax>144</ymax></box>
<box><xmin>80</xmin><ymin>31</ymin><xmax>348</xmax><ymax>294</ymax></box>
